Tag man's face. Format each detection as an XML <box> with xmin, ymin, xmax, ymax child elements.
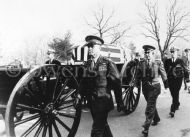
<box><xmin>170</xmin><ymin>50</ymin><xmax>178</xmax><ymax>58</ymax></box>
<box><xmin>144</xmin><ymin>50</ymin><xmax>154</xmax><ymax>60</ymax></box>
<box><xmin>48</xmin><ymin>52</ymin><xmax>55</xmax><ymax>60</ymax></box>
<box><xmin>185</xmin><ymin>51</ymin><xmax>188</xmax><ymax>57</ymax></box>
<box><xmin>135</xmin><ymin>56</ymin><xmax>140</xmax><ymax>60</ymax></box>
<box><xmin>88</xmin><ymin>44</ymin><xmax>101</xmax><ymax>58</ymax></box>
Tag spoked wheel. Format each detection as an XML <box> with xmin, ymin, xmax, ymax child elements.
<box><xmin>5</xmin><ymin>65</ymin><xmax>82</xmax><ymax>137</ymax></box>
<box><xmin>120</xmin><ymin>61</ymin><xmax>141</xmax><ymax>115</ymax></box>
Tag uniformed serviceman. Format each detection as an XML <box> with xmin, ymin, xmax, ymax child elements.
<box><xmin>125</xmin><ymin>52</ymin><xmax>141</xmax><ymax>85</ymax></box>
<box><xmin>182</xmin><ymin>48</ymin><xmax>190</xmax><ymax>92</ymax></box>
<box><xmin>137</xmin><ymin>45</ymin><xmax>168</xmax><ymax>136</ymax></box>
<box><xmin>45</xmin><ymin>49</ymin><xmax>61</xmax><ymax>65</ymax></box>
<box><xmin>183</xmin><ymin>48</ymin><xmax>190</xmax><ymax>68</ymax></box>
<box><xmin>78</xmin><ymin>35</ymin><xmax>124</xmax><ymax>137</ymax></box>
<box><xmin>164</xmin><ymin>47</ymin><xmax>190</xmax><ymax>117</ymax></box>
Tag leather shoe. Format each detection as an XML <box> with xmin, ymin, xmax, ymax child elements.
<box><xmin>169</xmin><ymin>112</ymin><xmax>175</xmax><ymax>118</ymax></box>
<box><xmin>142</xmin><ymin>129</ymin><xmax>148</xmax><ymax>136</ymax></box>
<box><xmin>151</xmin><ymin>118</ymin><xmax>160</xmax><ymax>126</ymax></box>
<box><xmin>151</xmin><ymin>119</ymin><xmax>160</xmax><ymax>126</ymax></box>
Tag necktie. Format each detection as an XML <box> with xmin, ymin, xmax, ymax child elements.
<box><xmin>147</xmin><ymin>59</ymin><xmax>150</xmax><ymax>68</ymax></box>
<box><xmin>90</xmin><ymin>59</ymin><xmax>95</xmax><ymax>70</ymax></box>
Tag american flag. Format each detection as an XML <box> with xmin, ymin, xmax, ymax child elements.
<box><xmin>72</xmin><ymin>45</ymin><xmax>125</xmax><ymax>64</ymax></box>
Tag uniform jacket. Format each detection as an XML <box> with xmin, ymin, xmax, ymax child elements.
<box><xmin>137</xmin><ymin>59</ymin><xmax>168</xmax><ymax>87</ymax></box>
<box><xmin>164</xmin><ymin>58</ymin><xmax>189</xmax><ymax>80</ymax></box>
<box><xmin>79</xmin><ymin>56</ymin><xmax>121</xmax><ymax>112</ymax></box>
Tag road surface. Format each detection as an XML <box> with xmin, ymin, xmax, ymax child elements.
<box><xmin>1</xmin><ymin>87</ymin><xmax>190</xmax><ymax>137</ymax></box>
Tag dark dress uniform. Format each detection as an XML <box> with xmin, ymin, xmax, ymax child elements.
<box><xmin>79</xmin><ymin>55</ymin><xmax>121</xmax><ymax>137</ymax></box>
<box><xmin>182</xmin><ymin>49</ymin><xmax>190</xmax><ymax>91</ymax></box>
<box><xmin>164</xmin><ymin>57</ymin><xmax>189</xmax><ymax>115</ymax></box>
<box><xmin>137</xmin><ymin>45</ymin><xmax>168</xmax><ymax>136</ymax></box>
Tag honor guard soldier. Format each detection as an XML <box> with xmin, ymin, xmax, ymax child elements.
<box><xmin>164</xmin><ymin>47</ymin><xmax>190</xmax><ymax>117</ymax></box>
<box><xmin>78</xmin><ymin>35</ymin><xmax>124</xmax><ymax>137</ymax></box>
<box><xmin>137</xmin><ymin>45</ymin><xmax>168</xmax><ymax>136</ymax></box>
<box><xmin>45</xmin><ymin>49</ymin><xmax>61</xmax><ymax>65</ymax></box>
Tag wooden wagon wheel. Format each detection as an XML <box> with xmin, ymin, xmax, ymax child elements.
<box><xmin>120</xmin><ymin>60</ymin><xmax>141</xmax><ymax>115</ymax></box>
<box><xmin>5</xmin><ymin>65</ymin><xmax>81</xmax><ymax>137</ymax></box>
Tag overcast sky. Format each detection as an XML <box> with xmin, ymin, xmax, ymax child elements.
<box><xmin>0</xmin><ymin>0</ymin><xmax>190</xmax><ymax>60</ymax></box>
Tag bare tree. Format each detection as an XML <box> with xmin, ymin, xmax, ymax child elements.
<box><xmin>85</xmin><ymin>6</ymin><xmax>130</xmax><ymax>45</ymax></box>
<box><xmin>23</xmin><ymin>44</ymin><xmax>44</xmax><ymax>66</ymax></box>
<box><xmin>141</xmin><ymin>0</ymin><xmax>190</xmax><ymax>59</ymax></box>
<box><xmin>22</xmin><ymin>37</ymin><xmax>49</xmax><ymax>66</ymax></box>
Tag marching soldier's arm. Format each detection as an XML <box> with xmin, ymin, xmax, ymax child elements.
<box><xmin>158</xmin><ymin>60</ymin><xmax>169</xmax><ymax>88</ymax></box>
<box><xmin>107</xmin><ymin>60</ymin><xmax>123</xmax><ymax>105</ymax></box>
<box><xmin>107</xmin><ymin>60</ymin><xmax>121</xmax><ymax>87</ymax></box>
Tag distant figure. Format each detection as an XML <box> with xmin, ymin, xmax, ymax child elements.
<box><xmin>183</xmin><ymin>48</ymin><xmax>190</xmax><ymax>68</ymax></box>
<box><xmin>182</xmin><ymin>48</ymin><xmax>190</xmax><ymax>91</ymax></box>
<box><xmin>125</xmin><ymin>52</ymin><xmax>141</xmax><ymax>84</ymax></box>
<box><xmin>45</xmin><ymin>49</ymin><xmax>61</xmax><ymax>65</ymax></box>
<box><xmin>164</xmin><ymin>47</ymin><xmax>190</xmax><ymax>118</ymax></box>
<box><xmin>133</xmin><ymin>52</ymin><xmax>141</xmax><ymax>62</ymax></box>
<box><xmin>162</xmin><ymin>52</ymin><xmax>168</xmax><ymax>64</ymax></box>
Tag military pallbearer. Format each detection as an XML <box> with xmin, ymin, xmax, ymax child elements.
<box><xmin>136</xmin><ymin>45</ymin><xmax>168</xmax><ymax>136</ymax></box>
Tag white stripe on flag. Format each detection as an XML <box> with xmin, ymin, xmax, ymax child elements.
<box><xmin>84</xmin><ymin>47</ymin><xmax>88</xmax><ymax>61</ymax></box>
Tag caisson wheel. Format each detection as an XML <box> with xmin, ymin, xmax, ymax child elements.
<box><xmin>5</xmin><ymin>65</ymin><xmax>81</xmax><ymax>137</ymax></box>
<box><xmin>120</xmin><ymin>61</ymin><xmax>141</xmax><ymax>115</ymax></box>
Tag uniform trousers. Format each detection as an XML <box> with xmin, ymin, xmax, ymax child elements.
<box><xmin>91</xmin><ymin>110</ymin><xmax>113</xmax><ymax>137</ymax></box>
<box><xmin>168</xmin><ymin>77</ymin><xmax>183</xmax><ymax>113</ymax></box>
<box><xmin>142</xmin><ymin>83</ymin><xmax>161</xmax><ymax>129</ymax></box>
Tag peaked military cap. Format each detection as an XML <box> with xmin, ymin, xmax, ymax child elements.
<box><xmin>143</xmin><ymin>45</ymin><xmax>156</xmax><ymax>52</ymax></box>
<box><xmin>85</xmin><ymin>35</ymin><xmax>104</xmax><ymax>45</ymax></box>
<box><xmin>184</xmin><ymin>48</ymin><xmax>190</xmax><ymax>52</ymax></box>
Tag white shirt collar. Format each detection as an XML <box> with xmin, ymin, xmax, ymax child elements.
<box><xmin>172</xmin><ymin>57</ymin><xmax>177</xmax><ymax>62</ymax></box>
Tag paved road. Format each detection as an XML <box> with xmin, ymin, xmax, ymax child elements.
<box><xmin>76</xmin><ymin>89</ymin><xmax>190</xmax><ymax>137</ymax></box>
<box><xmin>1</xmin><ymin>88</ymin><xmax>190</xmax><ymax>137</ymax></box>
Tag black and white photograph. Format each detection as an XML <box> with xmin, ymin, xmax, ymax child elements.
<box><xmin>0</xmin><ymin>0</ymin><xmax>190</xmax><ymax>137</ymax></box>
